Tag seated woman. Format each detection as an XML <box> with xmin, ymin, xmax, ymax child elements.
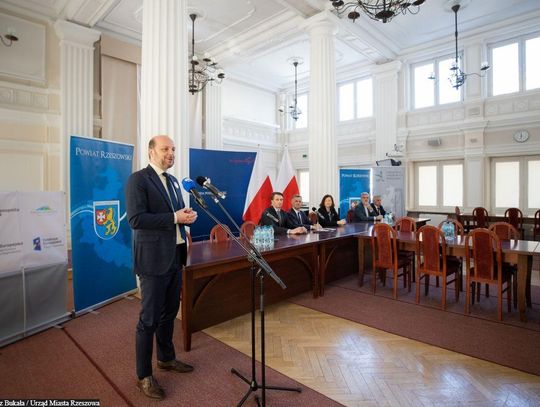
<box><xmin>317</xmin><ymin>194</ymin><xmax>346</xmax><ymax>227</ymax></box>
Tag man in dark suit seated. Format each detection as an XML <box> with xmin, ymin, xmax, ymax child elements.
<box><xmin>126</xmin><ymin>135</ymin><xmax>197</xmax><ymax>400</ymax></box>
<box><xmin>287</xmin><ymin>194</ymin><xmax>319</xmax><ymax>230</ymax></box>
<box><xmin>353</xmin><ymin>192</ymin><xmax>383</xmax><ymax>222</ymax></box>
<box><xmin>371</xmin><ymin>195</ymin><xmax>386</xmax><ymax>217</ymax></box>
<box><xmin>259</xmin><ymin>192</ymin><xmax>307</xmax><ymax>235</ymax></box>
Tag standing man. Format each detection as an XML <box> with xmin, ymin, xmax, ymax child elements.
<box><xmin>353</xmin><ymin>192</ymin><xmax>383</xmax><ymax>222</ymax></box>
<box><xmin>259</xmin><ymin>192</ymin><xmax>307</xmax><ymax>235</ymax></box>
<box><xmin>287</xmin><ymin>194</ymin><xmax>318</xmax><ymax>230</ymax></box>
<box><xmin>371</xmin><ymin>195</ymin><xmax>386</xmax><ymax>217</ymax></box>
<box><xmin>126</xmin><ymin>135</ymin><xmax>197</xmax><ymax>400</ymax></box>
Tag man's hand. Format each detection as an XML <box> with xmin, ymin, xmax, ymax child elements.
<box><xmin>337</xmin><ymin>219</ymin><xmax>346</xmax><ymax>225</ymax></box>
<box><xmin>375</xmin><ymin>215</ymin><xmax>383</xmax><ymax>221</ymax></box>
<box><xmin>289</xmin><ymin>226</ymin><xmax>308</xmax><ymax>235</ymax></box>
<box><xmin>176</xmin><ymin>208</ymin><xmax>198</xmax><ymax>224</ymax></box>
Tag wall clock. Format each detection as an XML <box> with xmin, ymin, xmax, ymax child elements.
<box><xmin>513</xmin><ymin>130</ymin><xmax>529</xmax><ymax>143</ymax></box>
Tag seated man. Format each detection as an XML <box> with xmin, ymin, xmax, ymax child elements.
<box><xmin>259</xmin><ymin>192</ymin><xmax>307</xmax><ymax>235</ymax></box>
<box><xmin>370</xmin><ymin>195</ymin><xmax>386</xmax><ymax>217</ymax></box>
<box><xmin>287</xmin><ymin>194</ymin><xmax>318</xmax><ymax>230</ymax></box>
<box><xmin>353</xmin><ymin>192</ymin><xmax>383</xmax><ymax>222</ymax></box>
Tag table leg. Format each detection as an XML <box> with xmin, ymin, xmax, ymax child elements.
<box><xmin>312</xmin><ymin>244</ymin><xmax>319</xmax><ymax>298</ymax></box>
<box><xmin>319</xmin><ymin>244</ymin><xmax>326</xmax><ymax>296</ymax></box>
<box><xmin>517</xmin><ymin>254</ymin><xmax>531</xmax><ymax>322</ymax></box>
<box><xmin>358</xmin><ymin>238</ymin><xmax>366</xmax><ymax>287</ymax></box>
<box><xmin>182</xmin><ymin>267</ymin><xmax>194</xmax><ymax>352</ymax></box>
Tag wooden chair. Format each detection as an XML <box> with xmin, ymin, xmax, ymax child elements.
<box><xmin>472</xmin><ymin>207</ymin><xmax>489</xmax><ymax>229</ymax></box>
<box><xmin>415</xmin><ymin>225</ymin><xmax>460</xmax><ymax>310</ymax></box>
<box><xmin>371</xmin><ymin>223</ymin><xmax>412</xmax><ymax>299</ymax></box>
<box><xmin>240</xmin><ymin>221</ymin><xmax>256</xmax><ymax>240</ymax></box>
<box><xmin>309</xmin><ymin>211</ymin><xmax>318</xmax><ymax>225</ymax></box>
<box><xmin>504</xmin><ymin>208</ymin><xmax>523</xmax><ymax>238</ymax></box>
<box><xmin>346</xmin><ymin>209</ymin><xmax>355</xmax><ymax>223</ymax></box>
<box><xmin>395</xmin><ymin>216</ymin><xmax>416</xmax><ymax>281</ymax></box>
<box><xmin>454</xmin><ymin>206</ymin><xmax>469</xmax><ymax>232</ymax></box>
<box><xmin>209</xmin><ymin>224</ymin><xmax>231</xmax><ymax>243</ymax></box>
<box><xmin>464</xmin><ymin>229</ymin><xmax>512</xmax><ymax>321</ymax></box>
<box><xmin>534</xmin><ymin>209</ymin><xmax>540</xmax><ymax>241</ymax></box>
<box><xmin>185</xmin><ymin>230</ymin><xmax>193</xmax><ymax>254</ymax></box>
<box><xmin>437</xmin><ymin>218</ymin><xmax>465</xmax><ymax>291</ymax></box>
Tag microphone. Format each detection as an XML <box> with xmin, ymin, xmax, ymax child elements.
<box><xmin>196</xmin><ymin>176</ymin><xmax>226</xmax><ymax>199</ymax></box>
<box><xmin>181</xmin><ymin>177</ymin><xmax>208</xmax><ymax>209</ymax></box>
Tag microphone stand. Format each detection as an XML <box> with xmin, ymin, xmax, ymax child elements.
<box><xmin>192</xmin><ymin>192</ymin><xmax>301</xmax><ymax>406</ymax></box>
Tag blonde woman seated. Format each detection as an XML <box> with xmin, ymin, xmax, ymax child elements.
<box><xmin>317</xmin><ymin>194</ymin><xmax>346</xmax><ymax>227</ymax></box>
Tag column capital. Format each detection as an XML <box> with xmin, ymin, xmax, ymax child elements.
<box><xmin>372</xmin><ymin>60</ymin><xmax>402</xmax><ymax>77</ymax></box>
<box><xmin>54</xmin><ymin>19</ymin><xmax>101</xmax><ymax>48</ymax></box>
<box><xmin>303</xmin><ymin>10</ymin><xmax>339</xmax><ymax>36</ymax></box>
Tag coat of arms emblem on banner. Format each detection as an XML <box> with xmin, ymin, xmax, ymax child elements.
<box><xmin>93</xmin><ymin>200</ymin><xmax>120</xmax><ymax>240</ymax></box>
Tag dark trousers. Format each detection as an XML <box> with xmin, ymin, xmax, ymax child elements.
<box><xmin>136</xmin><ymin>245</ymin><xmax>184</xmax><ymax>379</ymax></box>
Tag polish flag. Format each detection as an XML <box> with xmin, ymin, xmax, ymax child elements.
<box><xmin>243</xmin><ymin>153</ymin><xmax>274</xmax><ymax>223</ymax></box>
<box><xmin>275</xmin><ymin>149</ymin><xmax>299</xmax><ymax>211</ymax></box>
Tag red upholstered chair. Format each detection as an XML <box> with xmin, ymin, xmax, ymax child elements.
<box><xmin>346</xmin><ymin>209</ymin><xmax>355</xmax><ymax>223</ymax></box>
<box><xmin>534</xmin><ymin>209</ymin><xmax>540</xmax><ymax>241</ymax></box>
<box><xmin>240</xmin><ymin>221</ymin><xmax>256</xmax><ymax>240</ymax></box>
<box><xmin>209</xmin><ymin>224</ymin><xmax>231</xmax><ymax>242</ymax></box>
<box><xmin>437</xmin><ymin>218</ymin><xmax>465</xmax><ymax>291</ymax></box>
<box><xmin>504</xmin><ymin>208</ymin><xmax>523</xmax><ymax>238</ymax></box>
<box><xmin>464</xmin><ymin>229</ymin><xmax>512</xmax><ymax>321</ymax></box>
<box><xmin>309</xmin><ymin>211</ymin><xmax>318</xmax><ymax>225</ymax></box>
<box><xmin>415</xmin><ymin>226</ymin><xmax>460</xmax><ymax>310</ymax></box>
<box><xmin>472</xmin><ymin>207</ymin><xmax>489</xmax><ymax>229</ymax></box>
<box><xmin>371</xmin><ymin>223</ymin><xmax>412</xmax><ymax>299</ymax></box>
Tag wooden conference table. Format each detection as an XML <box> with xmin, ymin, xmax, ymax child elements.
<box><xmin>181</xmin><ymin>218</ymin><xmax>536</xmax><ymax>351</ymax></box>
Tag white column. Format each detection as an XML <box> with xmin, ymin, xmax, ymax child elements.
<box><xmin>54</xmin><ymin>20</ymin><xmax>100</xmax><ymax>192</ymax></box>
<box><xmin>140</xmin><ymin>0</ymin><xmax>189</xmax><ymax>180</ymax></box>
<box><xmin>373</xmin><ymin>60</ymin><xmax>402</xmax><ymax>162</ymax></box>
<box><xmin>464</xmin><ymin>42</ymin><xmax>483</xmax><ymax>101</ymax></box>
<box><xmin>306</xmin><ymin>12</ymin><xmax>338</xmax><ymax>206</ymax></box>
<box><xmin>204</xmin><ymin>85</ymin><xmax>222</xmax><ymax>149</ymax></box>
<box><xmin>463</xmin><ymin>128</ymin><xmax>486</xmax><ymax>211</ymax></box>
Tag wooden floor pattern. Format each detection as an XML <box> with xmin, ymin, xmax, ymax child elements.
<box><xmin>204</xmin><ymin>302</ymin><xmax>540</xmax><ymax>407</ymax></box>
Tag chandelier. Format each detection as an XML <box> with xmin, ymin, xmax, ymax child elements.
<box><xmin>429</xmin><ymin>3</ymin><xmax>489</xmax><ymax>89</ymax></box>
<box><xmin>0</xmin><ymin>31</ymin><xmax>18</xmax><ymax>47</ymax></box>
<box><xmin>329</xmin><ymin>0</ymin><xmax>425</xmax><ymax>23</ymax></box>
<box><xmin>279</xmin><ymin>58</ymin><xmax>303</xmax><ymax>121</ymax></box>
<box><xmin>188</xmin><ymin>14</ymin><xmax>225</xmax><ymax>95</ymax></box>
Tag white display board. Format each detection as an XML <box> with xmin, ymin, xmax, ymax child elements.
<box><xmin>372</xmin><ymin>167</ymin><xmax>406</xmax><ymax>219</ymax></box>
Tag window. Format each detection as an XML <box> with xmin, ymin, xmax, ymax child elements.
<box><xmin>298</xmin><ymin>170</ymin><xmax>309</xmax><ymax>204</ymax></box>
<box><xmin>412</xmin><ymin>56</ymin><xmax>461</xmax><ymax>109</ymax></box>
<box><xmin>294</xmin><ymin>94</ymin><xmax>308</xmax><ymax>129</ymax></box>
<box><xmin>338</xmin><ymin>78</ymin><xmax>373</xmax><ymax>121</ymax></box>
<box><xmin>416</xmin><ymin>161</ymin><xmax>463</xmax><ymax>209</ymax></box>
<box><xmin>490</xmin><ymin>34</ymin><xmax>540</xmax><ymax>96</ymax></box>
<box><xmin>492</xmin><ymin>156</ymin><xmax>540</xmax><ymax>214</ymax></box>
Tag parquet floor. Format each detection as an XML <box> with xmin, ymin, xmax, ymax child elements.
<box><xmin>204</xmin><ymin>301</ymin><xmax>540</xmax><ymax>407</ymax></box>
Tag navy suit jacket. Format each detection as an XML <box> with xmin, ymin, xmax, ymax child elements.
<box><xmin>287</xmin><ymin>209</ymin><xmax>313</xmax><ymax>229</ymax></box>
<box><xmin>259</xmin><ymin>206</ymin><xmax>294</xmax><ymax>235</ymax></box>
<box><xmin>125</xmin><ymin>165</ymin><xmax>187</xmax><ymax>276</ymax></box>
<box><xmin>370</xmin><ymin>203</ymin><xmax>386</xmax><ymax>216</ymax></box>
<box><xmin>353</xmin><ymin>204</ymin><xmax>377</xmax><ymax>222</ymax></box>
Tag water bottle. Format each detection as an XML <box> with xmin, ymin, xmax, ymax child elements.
<box><xmin>387</xmin><ymin>212</ymin><xmax>394</xmax><ymax>226</ymax></box>
<box><xmin>269</xmin><ymin>226</ymin><xmax>275</xmax><ymax>248</ymax></box>
<box><xmin>253</xmin><ymin>226</ymin><xmax>261</xmax><ymax>248</ymax></box>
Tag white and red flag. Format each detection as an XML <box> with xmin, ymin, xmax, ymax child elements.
<box><xmin>275</xmin><ymin>148</ymin><xmax>299</xmax><ymax>212</ymax></box>
<box><xmin>243</xmin><ymin>153</ymin><xmax>274</xmax><ymax>223</ymax></box>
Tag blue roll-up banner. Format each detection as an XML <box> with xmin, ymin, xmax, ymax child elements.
<box><xmin>189</xmin><ymin>149</ymin><xmax>256</xmax><ymax>241</ymax></box>
<box><xmin>339</xmin><ymin>169</ymin><xmax>371</xmax><ymax>219</ymax></box>
<box><xmin>70</xmin><ymin>135</ymin><xmax>137</xmax><ymax>313</ymax></box>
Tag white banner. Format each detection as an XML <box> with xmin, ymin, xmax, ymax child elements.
<box><xmin>372</xmin><ymin>167</ymin><xmax>406</xmax><ymax>219</ymax></box>
<box><xmin>0</xmin><ymin>192</ymin><xmax>24</xmax><ymax>275</ymax></box>
<box><xmin>20</xmin><ymin>191</ymin><xmax>67</xmax><ymax>268</ymax></box>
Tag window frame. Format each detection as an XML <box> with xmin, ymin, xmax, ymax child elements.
<box><xmin>337</xmin><ymin>76</ymin><xmax>373</xmax><ymax>122</ymax></box>
<box><xmin>488</xmin><ymin>33</ymin><xmax>540</xmax><ymax>97</ymax></box>
<box><xmin>414</xmin><ymin>159</ymin><xmax>464</xmax><ymax>211</ymax></box>
<box><xmin>411</xmin><ymin>54</ymin><xmax>463</xmax><ymax>110</ymax></box>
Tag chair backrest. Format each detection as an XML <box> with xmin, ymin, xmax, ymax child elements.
<box><xmin>504</xmin><ymin>207</ymin><xmax>523</xmax><ymax>230</ymax></box>
<box><xmin>488</xmin><ymin>222</ymin><xmax>519</xmax><ymax>240</ymax></box>
<box><xmin>438</xmin><ymin>218</ymin><xmax>464</xmax><ymax>238</ymax></box>
<box><xmin>371</xmin><ymin>223</ymin><xmax>397</xmax><ymax>270</ymax></box>
<box><xmin>185</xmin><ymin>230</ymin><xmax>193</xmax><ymax>254</ymax></box>
<box><xmin>535</xmin><ymin>209</ymin><xmax>540</xmax><ymax>240</ymax></box>
<box><xmin>454</xmin><ymin>206</ymin><xmax>463</xmax><ymax>224</ymax></box>
<box><xmin>395</xmin><ymin>216</ymin><xmax>417</xmax><ymax>232</ymax></box>
<box><xmin>465</xmin><ymin>228</ymin><xmax>502</xmax><ymax>282</ymax></box>
<box><xmin>472</xmin><ymin>207</ymin><xmax>489</xmax><ymax>228</ymax></box>
<box><xmin>416</xmin><ymin>225</ymin><xmax>446</xmax><ymax>275</ymax></box>
<box><xmin>240</xmin><ymin>221</ymin><xmax>256</xmax><ymax>240</ymax></box>
<box><xmin>346</xmin><ymin>209</ymin><xmax>355</xmax><ymax>223</ymax></box>
<box><xmin>309</xmin><ymin>211</ymin><xmax>318</xmax><ymax>225</ymax></box>
<box><xmin>209</xmin><ymin>224</ymin><xmax>231</xmax><ymax>243</ymax></box>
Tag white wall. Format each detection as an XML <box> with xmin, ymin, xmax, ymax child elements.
<box><xmin>222</xmin><ymin>79</ymin><xmax>277</xmax><ymax>126</ymax></box>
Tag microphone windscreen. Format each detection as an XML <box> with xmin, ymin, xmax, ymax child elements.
<box><xmin>311</xmin><ymin>207</ymin><xmax>316</xmax><ymax>212</ymax></box>
<box><xmin>181</xmin><ymin>177</ymin><xmax>197</xmax><ymax>192</ymax></box>
<box><xmin>195</xmin><ymin>176</ymin><xmax>206</xmax><ymax>186</ymax></box>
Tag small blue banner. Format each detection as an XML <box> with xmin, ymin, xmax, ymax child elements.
<box><xmin>339</xmin><ymin>169</ymin><xmax>371</xmax><ymax>219</ymax></box>
<box><xmin>189</xmin><ymin>149</ymin><xmax>256</xmax><ymax>241</ymax></box>
<box><xmin>70</xmin><ymin>136</ymin><xmax>136</xmax><ymax>312</ymax></box>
